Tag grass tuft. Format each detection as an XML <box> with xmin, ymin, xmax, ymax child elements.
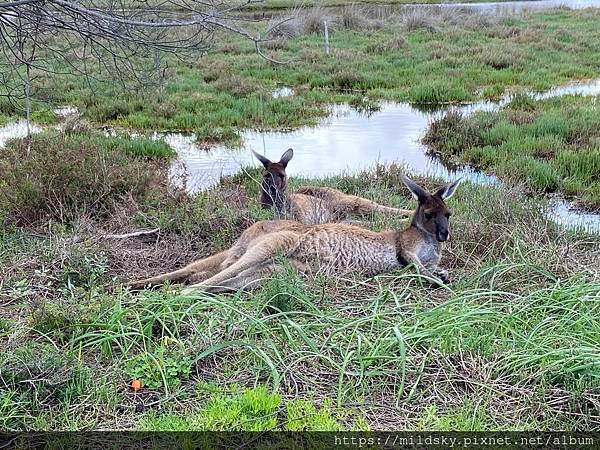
<box><xmin>424</xmin><ymin>95</ymin><xmax>600</xmax><ymax>208</ymax></box>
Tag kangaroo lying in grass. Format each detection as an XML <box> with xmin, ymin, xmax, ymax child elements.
<box><xmin>129</xmin><ymin>174</ymin><xmax>460</xmax><ymax>291</ymax></box>
<box><xmin>253</xmin><ymin>148</ymin><xmax>412</xmax><ymax>224</ymax></box>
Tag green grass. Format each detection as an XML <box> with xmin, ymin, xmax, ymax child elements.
<box><xmin>1</xmin><ymin>144</ymin><xmax>599</xmax><ymax>430</ymax></box>
<box><xmin>1</xmin><ymin>8</ymin><xmax>600</xmax><ymax>430</ymax></box>
<box><xmin>423</xmin><ymin>94</ymin><xmax>600</xmax><ymax>208</ymax></box>
<box><xmin>22</xmin><ymin>8</ymin><xmax>600</xmax><ymax>139</ymax></box>
<box><xmin>139</xmin><ymin>386</ymin><xmax>352</xmax><ymax>431</ymax></box>
<box><xmin>0</xmin><ymin>97</ymin><xmax>58</xmax><ymax>126</ymax></box>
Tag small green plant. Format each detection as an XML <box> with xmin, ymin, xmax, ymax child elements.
<box><xmin>507</xmin><ymin>93</ymin><xmax>537</xmax><ymax>111</ymax></box>
<box><xmin>140</xmin><ymin>386</ymin><xmax>281</xmax><ymax>431</ymax></box>
<box><xmin>255</xmin><ymin>260</ymin><xmax>307</xmax><ymax>314</ymax></box>
<box><xmin>59</xmin><ymin>249</ymin><xmax>108</xmax><ymax>290</ymax></box>
<box><xmin>416</xmin><ymin>404</ymin><xmax>493</xmax><ymax>431</ymax></box>
<box><xmin>285</xmin><ymin>399</ymin><xmax>342</xmax><ymax>431</ymax></box>
<box><xmin>126</xmin><ymin>345</ymin><xmax>192</xmax><ymax>391</ymax></box>
<box><xmin>197</xmin><ymin>386</ymin><xmax>281</xmax><ymax>431</ymax></box>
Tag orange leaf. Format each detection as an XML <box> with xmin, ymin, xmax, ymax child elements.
<box><xmin>131</xmin><ymin>379</ymin><xmax>142</xmax><ymax>392</ymax></box>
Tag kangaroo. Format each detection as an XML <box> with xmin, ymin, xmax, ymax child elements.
<box><xmin>252</xmin><ymin>148</ymin><xmax>412</xmax><ymax>225</ymax></box>
<box><xmin>168</xmin><ymin>174</ymin><xmax>462</xmax><ymax>294</ymax></box>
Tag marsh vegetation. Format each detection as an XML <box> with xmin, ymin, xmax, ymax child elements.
<box><xmin>0</xmin><ymin>3</ymin><xmax>599</xmax><ymax>433</ymax></box>
<box><xmin>424</xmin><ymin>94</ymin><xmax>600</xmax><ymax>209</ymax></box>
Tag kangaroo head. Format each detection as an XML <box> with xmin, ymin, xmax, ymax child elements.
<box><xmin>252</xmin><ymin>148</ymin><xmax>294</xmax><ymax>208</ymax></box>
<box><xmin>400</xmin><ymin>174</ymin><xmax>461</xmax><ymax>242</ymax></box>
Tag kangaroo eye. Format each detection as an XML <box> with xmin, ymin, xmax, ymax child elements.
<box><xmin>425</xmin><ymin>212</ymin><xmax>433</xmax><ymax>220</ymax></box>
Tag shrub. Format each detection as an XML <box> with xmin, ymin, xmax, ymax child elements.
<box><xmin>340</xmin><ymin>5</ymin><xmax>382</xmax><ymax>31</ymax></box>
<box><xmin>86</xmin><ymin>97</ymin><xmax>145</xmax><ymax>122</ymax></box>
<box><xmin>477</xmin><ymin>48</ymin><xmax>524</xmax><ymax>70</ymax></box>
<box><xmin>366</xmin><ymin>34</ymin><xmax>406</xmax><ymax>54</ymax></box>
<box><xmin>0</xmin><ymin>132</ymin><xmax>174</xmax><ymax>225</ymax></box>
<box><xmin>302</xmin><ymin>7</ymin><xmax>334</xmax><ymax>34</ymax></box>
<box><xmin>210</xmin><ymin>74</ymin><xmax>261</xmax><ymax>97</ymax></box>
<box><xmin>409</xmin><ymin>83</ymin><xmax>471</xmax><ymax>104</ymax></box>
<box><xmin>0</xmin><ymin>97</ymin><xmax>19</xmax><ymax>116</ymax></box>
<box><xmin>268</xmin><ymin>15</ymin><xmax>303</xmax><ymax>38</ymax></box>
<box><xmin>329</xmin><ymin>70</ymin><xmax>366</xmax><ymax>91</ymax></box>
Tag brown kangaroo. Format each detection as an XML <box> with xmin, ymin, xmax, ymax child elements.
<box><xmin>132</xmin><ymin>174</ymin><xmax>460</xmax><ymax>293</ymax></box>
<box><xmin>252</xmin><ymin>148</ymin><xmax>412</xmax><ymax>224</ymax></box>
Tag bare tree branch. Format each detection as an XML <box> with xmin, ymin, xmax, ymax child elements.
<box><xmin>0</xmin><ymin>0</ymin><xmax>289</xmax><ymax>127</ymax></box>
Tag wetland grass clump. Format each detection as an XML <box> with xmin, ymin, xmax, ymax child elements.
<box><xmin>401</xmin><ymin>8</ymin><xmax>440</xmax><ymax>33</ymax></box>
<box><xmin>195</xmin><ymin>125</ymin><xmax>242</xmax><ymax>148</ymax></box>
<box><xmin>0</xmin><ymin>131</ymin><xmax>175</xmax><ymax>225</ymax></box>
<box><xmin>423</xmin><ymin>95</ymin><xmax>600</xmax><ymax>208</ymax></box>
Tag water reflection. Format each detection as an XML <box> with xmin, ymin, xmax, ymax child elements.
<box><xmin>0</xmin><ymin>120</ymin><xmax>42</xmax><ymax>148</ymax></box>
<box><xmin>167</xmin><ymin>78</ymin><xmax>600</xmax><ymax>232</ymax></box>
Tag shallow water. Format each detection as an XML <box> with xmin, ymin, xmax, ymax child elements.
<box><xmin>161</xmin><ymin>78</ymin><xmax>600</xmax><ymax>233</ymax></box>
<box><xmin>0</xmin><ymin>120</ymin><xmax>42</xmax><ymax>148</ymax></box>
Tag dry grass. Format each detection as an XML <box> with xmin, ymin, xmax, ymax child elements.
<box><xmin>400</xmin><ymin>8</ymin><xmax>440</xmax><ymax>32</ymax></box>
<box><xmin>266</xmin><ymin>4</ymin><xmax>505</xmax><ymax>46</ymax></box>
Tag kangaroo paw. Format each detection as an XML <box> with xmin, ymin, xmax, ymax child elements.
<box><xmin>434</xmin><ymin>269</ymin><xmax>450</xmax><ymax>284</ymax></box>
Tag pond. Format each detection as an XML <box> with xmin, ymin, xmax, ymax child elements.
<box><xmin>401</xmin><ymin>0</ymin><xmax>600</xmax><ymax>12</ymax></box>
<box><xmin>157</xmin><ymin>78</ymin><xmax>600</xmax><ymax>233</ymax></box>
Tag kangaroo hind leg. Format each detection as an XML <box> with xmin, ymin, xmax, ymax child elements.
<box><xmin>128</xmin><ymin>250</ymin><xmax>230</xmax><ymax>289</ymax></box>
<box><xmin>185</xmin><ymin>231</ymin><xmax>300</xmax><ymax>294</ymax></box>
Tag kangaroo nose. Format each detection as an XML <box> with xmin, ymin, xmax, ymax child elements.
<box><xmin>437</xmin><ymin>230</ymin><xmax>449</xmax><ymax>242</ymax></box>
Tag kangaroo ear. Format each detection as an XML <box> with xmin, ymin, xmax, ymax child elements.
<box><xmin>252</xmin><ymin>150</ymin><xmax>272</xmax><ymax>168</ymax></box>
<box><xmin>435</xmin><ymin>178</ymin><xmax>462</xmax><ymax>200</ymax></box>
<box><xmin>279</xmin><ymin>148</ymin><xmax>294</xmax><ymax>168</ymax></box>
<box><xmin>400</xmin><ymin>173</ymin><xmax>428</xmax><ymax>201</ymax></box>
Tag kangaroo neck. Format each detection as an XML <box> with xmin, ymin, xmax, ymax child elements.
<box><xmin>410</xmin><ymin>216</ymin><xmax>435</xmax><ymax>239</ymax></box>
<box><xmin>260</xmin><ymin>181</ymin><xmax>288</xmax><ymax>214</ymax></box>
<box><xmin>394</xmin><ymin>215</ymin><xmax>440</xmax><ymax>264</ymax></box>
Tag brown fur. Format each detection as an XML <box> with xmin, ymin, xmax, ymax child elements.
<box><xmin>253</xmin><ymin>149</ymin><xmax>413</xmax><ymax>224</ymax></box>
<box><xmin>127</xmin><ymin>220</ymin><xmax>301</xmax><ymax>289</ymax></box>
<box><xmin>130</xmin><ymin>175</ymin><xmax>461</xmax><ymax>292</ymax></box>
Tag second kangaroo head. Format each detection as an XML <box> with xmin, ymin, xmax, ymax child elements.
<box><xmin>401</xmin><ymin>174</ymin><xmax>461</xmax><ymax>242</ymax></box>
<box><xmin>252</xmin><ymin>148</ymin><xmax>294</xmax><ymax>208</ymax></box>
